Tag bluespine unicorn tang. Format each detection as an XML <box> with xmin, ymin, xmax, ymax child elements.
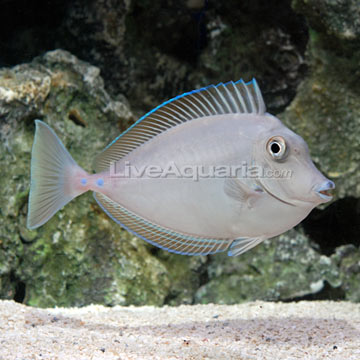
<box><xmin>27</xmin><ymin>79</ymin><xmax>335</xmax><ymax>256</ymax></box>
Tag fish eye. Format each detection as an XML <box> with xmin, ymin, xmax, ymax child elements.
<box><xmin>266</xmin><ymin>136</ymin><xmax>287</xmax><ymax>160</ymax></box>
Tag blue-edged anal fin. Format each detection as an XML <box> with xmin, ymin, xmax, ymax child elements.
<box><xmin>93</xmin><ymin>192</ymin><xmax>232</xmax><ymax>256</ymax></box>
<box><xmin>224</xmin><ymin>177</ymin><xmax>263</xmax><ymax>209</ymax></box>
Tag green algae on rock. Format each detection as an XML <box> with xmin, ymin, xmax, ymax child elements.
<box><xmin>1</xmin><ymin>0</ymin><xmax>360</xmax><ymax>308</ymax></box>
<box><xmin>332</xmin><ymin>245</ymin><xmax>360</xmax><ymax>302</ymax></box>
<box><xmin>0</xmin><ymin>50</ymin><xmax>200</xmax><ymax>307</ymax></box>
<box><xmin>280</xmin><ymin>35</ymin><xmax>360</xmax><ymax>200</ymax></box>
<box><xmin>292</xmin><ymin>0</ymin><xmax>360</xmax><ymax>43</ymax></box>
<box><xmin>194</xmin><ymin>229</ymin><xmax>341</xmax><ymax>304</ymax></box>
<box><xmin>281</xmin><ymin>2</ymin><xmax>360</xmax><ymax>200</ymax></box>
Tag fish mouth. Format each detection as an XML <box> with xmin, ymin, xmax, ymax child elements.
<box><xmin>315</xmin><ymin>180</ymin><xmax>335</xmax><ymax>201</ymax></box>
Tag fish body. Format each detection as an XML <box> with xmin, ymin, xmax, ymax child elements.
<box><xmin>99</xmin><ymin>114</ymin><xmax>314</xmax><ymax>239</ymax></box>
<box><xmin>27</xmin><ymin>79</ymin><xmax>334</xmax><ymax>256</ymax></box>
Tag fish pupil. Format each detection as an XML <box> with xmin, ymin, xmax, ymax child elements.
<box><xmin>271</xmin><ymin>142</ymin><xmax>281</xmax><ymax>154</ymax></box>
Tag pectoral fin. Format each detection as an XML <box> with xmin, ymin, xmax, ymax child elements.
<box><xmin>224</xmin><ymin>177</ymin><xmax>263</xmax><ymax>209</ymax></box>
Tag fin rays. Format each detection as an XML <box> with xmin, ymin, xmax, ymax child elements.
<box><xmin>94</xmin><ymin>79</ymin><xmax>266</xmax><ymax>172</ymax></box>
<box><xmin>27</xmin><ymin>120</ymin><xmax>86</xmax><ymax>229</ymax></box>
<box><xmin>94</xmin><ymin>193</ymin><xmax>231</xmax><ymax>256</ymax></box>
<box><xmin>228</xmin><ymin>237</ymin><xmax>264</xmax><ymax>256</ymax></box>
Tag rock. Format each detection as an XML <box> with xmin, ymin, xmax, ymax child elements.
<box><xmin>0</xmin><ymin>50</ymin><xmax>202</xmax><ymax>307</ymax></box>
<box><xmin>62</xmin><ymin>0</ymin><xmax>197</xmax><ymax>111</ymax></box>
<box><xmin>195</xmin><ymin>229</ymin><xmax>341</xmax><ymax>304</ymax></box>
<box><xmin>157</xmin><ymin>252</ymin><xmax>208</xmax><ymax>305</ymax></box>
<box><xmin>292</xmin><ymin>0</ymin><xmax>360</xmax><ymax>43</ymax></box>
<box><xmin>280</xmin><ymin>1</ymin><xmax>360</xmax><ymax>200</ymax></box>
<box><xmin>60</xmin><ymin>0</ymin><xmax>308</xmax><ymax>113</ymax></box>
<box><xmin>0</xmin><ymin>1</ymin><xmax>310</xmax><ymax>113</ymax></box>
<box><xmin>332</xmin><ymin>245</ymin><xmax>360</xmax><ymax>302</ymax></box>
<box><xmin>0</xmin><ymin>0</ymin><xmax>359</xmax><ymax>307</ymax></box>
<box><xmin>193</xmin><ymin>0</ymin><xmax>308</xmax><ymax>113</ymax></box>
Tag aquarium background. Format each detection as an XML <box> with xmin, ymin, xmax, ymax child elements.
<box><xmin>0</xmin><ymin>0</ymin><xmax>359</xmax><ymax>307</ymax></box>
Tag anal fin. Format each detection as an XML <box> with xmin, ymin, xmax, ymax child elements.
<box><xmin>94</xmin><ymin>192</ymin><xmax>231</xmax><ymax>256</ymax></box>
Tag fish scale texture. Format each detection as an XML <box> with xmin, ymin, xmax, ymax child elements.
<box><xmin>0</xmin><ymin>300</ymin><xmax>359</xmax><ymax>360</ymax></box>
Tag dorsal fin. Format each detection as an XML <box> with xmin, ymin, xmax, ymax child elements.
<box><xmin>94</xmin><ymin>79</ymin><xmax>266</xmax><ymax>172</ymax></box>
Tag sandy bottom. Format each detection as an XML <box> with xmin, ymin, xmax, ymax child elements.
<box><xmin>0</xmin><ymin>300</ymin><xmax>359</xmax><ymax>360</ymax></box>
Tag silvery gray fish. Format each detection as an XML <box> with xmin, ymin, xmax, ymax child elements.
<box><xmin>27</xmin><ymin>79</ymin><xmax>335</xmax><ymax>256</ymax></box>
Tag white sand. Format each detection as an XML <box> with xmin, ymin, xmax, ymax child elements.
<box><xmin>0</xmin><ymin>300</ymin><xmax>359</xmax><ymax>360</ymax></box>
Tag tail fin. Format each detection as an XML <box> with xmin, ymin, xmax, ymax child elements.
<box><xmin>27</xmin><ymin>120</ymin><xmax>88</xmax><ymax>229</ymax></box>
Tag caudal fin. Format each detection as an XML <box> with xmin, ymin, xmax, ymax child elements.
<box><xmin>27</xmin><ymin>120</ymin><xmax>88</xmax><ymax>229</ymax></box>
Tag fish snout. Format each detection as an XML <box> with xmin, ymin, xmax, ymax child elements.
<box><xmin>314</xmin><ymin>180</ymin><xmax>335</xmax><ymax>202</ymax></box>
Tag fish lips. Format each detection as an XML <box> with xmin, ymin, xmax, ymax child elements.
<box><xmin>314</xmin><ymin>180</ymin><xmax>335</xmax><ymax>202</ymax></box>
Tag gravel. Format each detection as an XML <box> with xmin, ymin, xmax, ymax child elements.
<box><xmin>0</xmin><ymin>300</ymin><xmax>359</xmax><ymax>359</ymax></box>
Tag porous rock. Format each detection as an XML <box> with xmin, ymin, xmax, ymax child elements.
<box><xmin>0</xmin><ymin>50</ymin><xmax>204</xmax><ymax>307</ymax></box>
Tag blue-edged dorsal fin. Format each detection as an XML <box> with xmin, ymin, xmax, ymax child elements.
<box><xmin>228</xmin><ymin>237</ymin><xmax>265</xmax><ymax>257</ymax></box>
<box><xmin>94</xmin><ymin>79</ymin><xmax>266</xmax><ymax>172</ymax></box>
<box><xmin>94</xmin><ymin>192</ymin><xmax>231</xmax><ymax>256</ymax></box>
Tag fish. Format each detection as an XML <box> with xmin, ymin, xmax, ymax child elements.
<box><xmin>27</xmin><ymin>79</ymin><xmax>335</xmax><ymax>256</ymax></box>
